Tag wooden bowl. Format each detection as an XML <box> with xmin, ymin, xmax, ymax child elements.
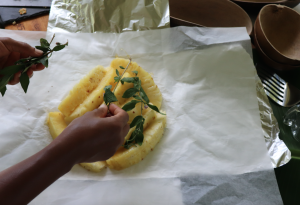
<box><xmin>169</xmin><ymin>0</ymin><xmax>253</xmax><ymax>35</ymax></box>
<box><xmin>231</xmin><ymin>0</ymin><xmax>300</xmax><ymax>10</ymax></box>
<box><xmin>253</xmin><ymin>19</ymin><xmax>300</xmax><ymax>71</ymax></box>
<box><xmin>255</xmin><ymin>4</ymin><xmax>300</xmax><ymax>65</ymax></box>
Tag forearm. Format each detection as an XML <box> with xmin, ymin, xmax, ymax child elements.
<box><xmin>0</xmin><ymin>139</ymin><xmax>75</xmax><ymax>205</ymax></box>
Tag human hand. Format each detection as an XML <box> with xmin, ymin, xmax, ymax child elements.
<box><xmin>0</xmin><ymin>37</ymin><xmax>45</xmax><ymax>85</ymax></box>
<box><xmin>55</xmin><ymin>104</ymin><xmax>130</xmax><ymax>164</ymax></box>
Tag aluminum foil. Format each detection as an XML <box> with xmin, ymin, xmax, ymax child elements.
<box><xmin>47</xmin><ymin>0</ymin><xmax>290</xmax><ymax>167</ymax></box>
<box><xmin>256</xmin><ymin>75</ymin><xmax>291</xmax><ymax>167</ymax></box>
<box><xmin>47</xmin><ymin>0</ymin><xmax>170</xmax><ymax>33</ymax></box>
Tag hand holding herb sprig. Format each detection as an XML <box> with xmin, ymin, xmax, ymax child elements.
<box><xmin>0</xmin><ymin>34</ymin><xmax>68</xmax><ymax>96</ymax></box>
<box><xmin>103</xmin><ymin>59</ymin><xmax>165</xmax><ymax>149</ymax></box>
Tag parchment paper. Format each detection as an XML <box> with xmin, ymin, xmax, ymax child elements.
<box><xmin>0</xmin><ymin>27</ymin><xmax>282</xmax><ymax>204</ymax></box>
<box><xmin>47</xmin><ymin>0</ymin><xmax>291</xmax><ymax>169</ymax></box>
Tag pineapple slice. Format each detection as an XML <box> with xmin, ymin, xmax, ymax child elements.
<box><xmin>106</xmin><ymin>112</ymin><xmax>166</xmax><ymax>170</ymax></box>
<box><xmin>65</xmin><ymin>67</ymin><xmax>119</xmax><ymax>124</ymax></box>
<box><xmin>110</xmin><ymin>58</ymin><xmax>162</xmax><ymax>109</ymax></box>
<box><xmin>123</xmin><ymin>108</ymin><xmax>156</xmax><ymax>143</ymax></box>
<box><xmin>48</xmin><ymin>58</ymin><xmax>165</xmax><ymax>173</ymax></box>
<box><xmin>47</xmin><ymin>112</ymin><xmax>107</xmax><ymax>172</ymax></box>
<box><xmin>110</xmin><ymin>58</ymin><xmax>135</xmax><ymax>73</ymax></box>
<box><xmin>58</xmin><ymin>66</ymin><xmax>106</xmax><ymax>117</ymax></box>
<box><xmin>113</xmin><ymin>72</ymin><xmax>133</xmax><ymax>107</ymax></box>
<box><xmin>80</xmin><ymin>161</ymin><xmax>107</xmax><ymax>173</ymax></box>
<box><xmin>47</xmin><ymin>112</ymin><xmax>67</xmax><ymax>139</ymax></box>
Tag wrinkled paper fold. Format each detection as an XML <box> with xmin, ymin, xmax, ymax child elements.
<box><xmin>0</xmin><ymin>27</ymin><xmax>283</xmax><ymax>204</ymax></box>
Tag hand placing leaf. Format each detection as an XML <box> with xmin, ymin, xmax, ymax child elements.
<box><xmin>0</xmin><ymin>34</ymin><xmax>68</xmax><ymax>96</ymax></box>
<box><xmin>102</xmin><ymin>59</ymin><xmax>165</xmax><ymax>148</ymax></box>
<box><xmin>103</xmin><ymin>85</ymin><xmax>117</xmax><ymax>105</ymax></box>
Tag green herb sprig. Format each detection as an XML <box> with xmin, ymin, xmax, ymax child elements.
<box><xmin>103</xmin><ymin>59</ymin><xmax>165</xmax><ymax>149</ymax></box>
<box><xmin>0</xmin><ymin>34</ymin><xmax>68</xmax><ymax>96</ymax></box>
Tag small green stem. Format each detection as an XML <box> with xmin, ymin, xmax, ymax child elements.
<box><xmin>49</xmin><ymin>34</ymin><xmax>55</xmax><ymax>45</ymax></box>
<box><xmin>140</xmin><ymin>90</ymin><xmax>143</xmax><ymax>117</ymax></box>
<box><xmin>107</xmin><ymin>58</ymin><xmax>132</xmax><ymax>111</ymax></box>
<box><xmin>113</xmin><ymin>58</ymin><xmax>131</xmax><ymax>93</ymax></box>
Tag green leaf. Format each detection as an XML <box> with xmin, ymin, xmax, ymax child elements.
<box><xmin>133</xmin><ymin>79</ymin><xmax>141</xmax><ymax>90</ymax></box>
<box><xmin>35</xmin><ymin>46</ymin><xmax>49</xmax><ymax>53</ymax></box>
<box><xmin>130</xmin><ymin>116</ymin><xmax>144</xmax><ymax>128</ymax></box>
<box><xmin>104</xmin><ymin>89</ymin><xmax>117</xmax><ymax>105</ymax></box>
<box><xmin>122</xmin><ymin>88</ymin><xmax>138</xmax><ymax>98</ymax></box>
<box><xmin>121</xmin><ymin>77</ymin><xmax>139</xmax><ymax>84</ymax></box>
<box><xmin>39</xmin><ymin>56</ymin><xmax>49</xmax><ymax>68</ymax></box>
<box><xmin>114</xmin><ymin>76</ymin><xmax>121</xmax><ymax>83</ymax></box>
<box><xmin>132</xmin><ymin>70</ymin><xmax>138</xmax><ymax>76</ymax></box>
<box><xmin>20</xmin><ymin>73</ymin><xmax>30</xmax><ymax>93</ymax></box>
<box><xmin>119</xmin><ymin>66</ymin><xmax>125</xmax><ymax>69</ymax></box>
<box><xmin>133</xmin><ymin>95</ymin><xmax>143</xmax><ymax>101</ymax></box>
<box><xmin>135</xmin><ymin>131</ymin><xmax>144</xmax><ymax>146</ymax></box>
<box><xmin>123</xmin><ymin>140</ymin><xmax>136</xmax><ymax>149</ymax></box>
<box><xmin>53</xmin><ymin>45</ymin><xmax>66</xmax><ymax>51</ymax></box>
<box><xmin>0</xmin><ymin>86</ymin><xmax>7</xmax><ymax>96</ymax></box>
<box><xmin>0</xmin><ymin>65</ymin><xmax>25</xmax><ymax>75</ymax></box>
<box><xmin>0</xmin><ymin>74</ymin><xmax>12</xmax><ymax>93</ymax></box>
<box><xmin>15</xmin><ymin>57</ymin><xmax>31</xmax><ymax>64</ymax></box>
<box><xmin>23</xmin><ymin>64</ymin><xmax>33</xmax><ymax>73</ymax></box>
<box><xmin>104</xmin><ymin>85</ymin><xmax>112</xmax><ymax>91</ymax></box>
<box><xmin>147</xmin><ymin>103</ymin><xmax>166</xmax><ymax>115</ymax></box>
<box><xmin>116</xmin><ymin>69</ymin><xmax>120</xmax><ymax>76</ymax></box>
<box><xmin>140</xmin><ymin>87</ymin><xmax>149</xmax><ymax>103</ymax></box>
<box><xmin>122</xmin><ymin>100</ymin><xmax>140</xmax><ymax>112</ymax></box>
<box><xmin>40</xmin><ymin>38</ymin><xmax>50</xmax><ymax>47</ymax></box>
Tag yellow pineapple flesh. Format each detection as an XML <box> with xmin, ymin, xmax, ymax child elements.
<box><xmin>113</xmin><ymin>72</ymin><xmax>133</xmax><ymax>107</ymax></box>
<box><xmin>123</xmin><ymin>109</ymin><xmax>156</xmax><ymax>143</ymax></box>
<box><xmin>58</xmin><ymin>66</ymin><xmax>106</xmax><ymax>117</ymax></box>
<box><xmin>80</xmin><ymin>161</ymin><xmax>107</xmax><ymax>173</ymax></box>
<box><xmin>65</xmin><ymin>67</ymin><xmax>118</xmax><ymax>124</ymax></box>
<box><xmin>48</xmin><ymin>58</ymin><xmax>165</xmax><ymax>172</ymax></box>
<box><xmin>111</xmin><ymin>58</ymin><xmax>162</xmax><ymax>109</ymax></box>
<box><xmin>47</xmin><ymin>112</ymin><xmax>67</xmax><ymax>139</ymax></box>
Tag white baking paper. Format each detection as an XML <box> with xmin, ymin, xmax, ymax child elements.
<box><xmin>0</xmin><ymin>27</ymin><xmax>282</xmax><ymax>204</ymax></box>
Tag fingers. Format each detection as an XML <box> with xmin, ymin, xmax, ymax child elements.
<box><xmin>3</xmin><ymin>52</ymin><xmax>20</xmax><ymax>68</ymax></box>
<box><xmin>93</xmin><ymin>104</ymin><xmax>108</xmax><ymax>118</ymax></box>
<box><xmin>8</xmin><ymin>71</ymin><xmax>21</xmax><ymax>85</ymax></box>
<box><xmin>27</xmin><ymin>68</ymin><xmax>34</xmax><ymax>78</ymax></box>
<box><xmin>32</xmin><ymin>63</ymin><xmax>45</xmax><ymax>71</ymax></box>
<box><xmin>0</xmin><ymin>37</ymin><xmax>43</xmax><ymax>57</ymax></box>
<box><xmin>108</xmin><ymin>104</ymin><xmax>129</xmax><ymax>123</ymax></box>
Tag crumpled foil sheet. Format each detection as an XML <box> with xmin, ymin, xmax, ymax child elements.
<box><xmin>47</xmin><ymin>0</ymin><xmax>290</xmax><ymax>168</ymax></box>
<box><xmin>47</xmin><ymin>0</ymin><xmax>170</xmax><ymax>33</ymax></box>
<box><xmin>256</xmin><ymin>75</ymin><xmax>291</xmax><ymax>167</ymax></box>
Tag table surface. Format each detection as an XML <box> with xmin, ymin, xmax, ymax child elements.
<box><xmin>4</xmin><ymin>14</ymin><xmax>49</xmax><ymax>31</ymax></box>
<box><xmin>4</xmin><ymin>11</ymin><xmax>300</xmax><ymax>205</ymax></box>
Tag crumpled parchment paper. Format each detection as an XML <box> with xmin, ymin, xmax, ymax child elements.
<box><xmin>0</xmin><ymin>27</ymin><xmax>282</xmax><ymax>204</ymax></box>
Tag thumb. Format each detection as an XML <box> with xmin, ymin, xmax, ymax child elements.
<box><xmin>94</xmin><ymin>104</ymin><xmax>108</xmax><ymax>118</ymax></box>
<box><xmin>1</xmin><ymin>38</ymin><xmax>43</xmax><ymax>57</ymax></box>
<box><xmin>33</xmin><ymin>48</ymin><xmax>44</xmax><ymax>56</ymax></box>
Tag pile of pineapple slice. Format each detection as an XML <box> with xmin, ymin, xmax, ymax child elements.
<box><xmin>47</xmin><ymin>58</ymin><xmax>166</xmax><ymax>172</ymax></box>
